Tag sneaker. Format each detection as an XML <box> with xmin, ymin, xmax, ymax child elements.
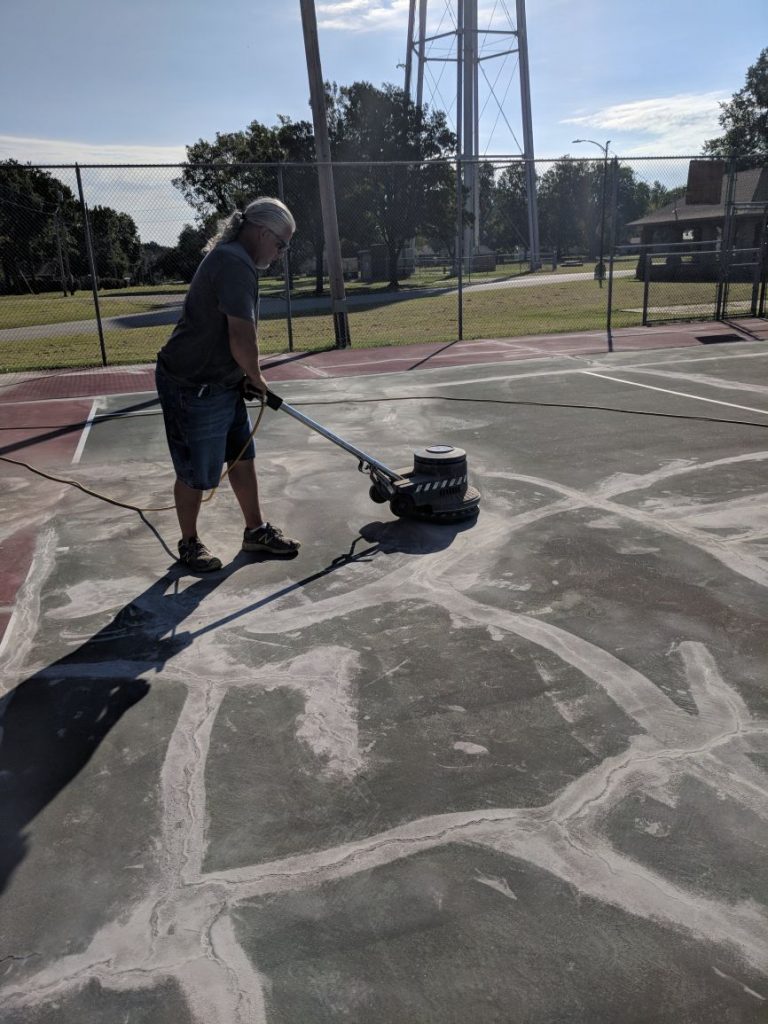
<box><xmin>177</xmin><ymin>536</ymin><xmax>222</xmax><ymax>572</ymax></box>
<box><xmin>242</xmin><ymin>522</ymin><xmax>301</xmax><ymax>555</ymax></box>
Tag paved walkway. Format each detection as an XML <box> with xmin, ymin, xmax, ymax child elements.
<box><xmin>0</xmin><ymin>270</ymin><xmax>636</xmax><ymax>342</ymax></box>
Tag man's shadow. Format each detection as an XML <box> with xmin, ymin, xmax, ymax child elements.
<box><xmin>0</xmin><ymin>515</ymin><xmax>473</xmax><ymax>894</ymax></box>
<box><xmin>0</xmin><ymin>556</ymin><xmax>242</xmax><ymax>895</ymax></box>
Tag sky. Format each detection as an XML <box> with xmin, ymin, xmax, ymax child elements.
<box><xmin>1</xmin><ymin>0</ymin><xmax>765</xmax><ymax>243</ymax></box>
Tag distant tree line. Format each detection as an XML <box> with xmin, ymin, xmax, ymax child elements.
<box><xmin>0</xmin><ymin>160</ymin><xmax>141</xmax><ymax>295</ymax></box>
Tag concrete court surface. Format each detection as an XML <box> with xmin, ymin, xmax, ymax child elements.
<box><xmin>1</xmin><ymin>340</ymin><xmax>768</xmax><ymax>1022</ymax></box>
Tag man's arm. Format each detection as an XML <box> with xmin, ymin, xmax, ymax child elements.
<box><xmin>227</xmin><ymin>315</ymin><xmax>267</xmax><ymax>396</ymax></box>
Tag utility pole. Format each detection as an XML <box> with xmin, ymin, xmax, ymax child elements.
<box><xmin>572</xmin><ymin>138</ymin><xmax>610</xmax><ymax>286</ymax></box>
<box><xmin>299</xmin><ymin>0</ymin><xmax>351</xmax><ymax>347</ymax></box>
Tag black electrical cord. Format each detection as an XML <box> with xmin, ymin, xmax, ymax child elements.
<box><xmin>283</xmin><ymin>394</ymin><xmax>768</xmax><ymax>430</ymax></box>
<box><xmin>1</xmin><ymin>392</ymin><xmax>766</xmax><ymax>517</ymax></box>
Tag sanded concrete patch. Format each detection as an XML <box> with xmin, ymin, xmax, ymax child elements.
<box><xmin>232</xmin><ymin>845</ymin><xmax>767</xmax><ymax>1024</ymax></box>
<box><xmin>605</xmin><ymin>775</ymin><xmax>768</xmax><ymax>907</ymax></box>
<box><xmin>462</xmin><ymin>506</ymin><xmax>768</xmax><ymax>712</ymax></box>
<box><xmin>1</xmin><ymin>350</ymin><xmax>767</xmax><ymax>1021</ymax></box>
<box><xmin>4</xmin><ymin>979</ymin><xmax>193</xmax><ymax>1024</ymax></box>
<box><xmin>203</xmin><ymin>597</ymin><xmax>638</xmax><ymax>870</ymax></box>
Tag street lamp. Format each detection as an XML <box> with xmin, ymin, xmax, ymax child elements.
<box><xmin>572</xmin><ymin>138</ymin><xmax>610</xmax><ymax>287</ymax></box>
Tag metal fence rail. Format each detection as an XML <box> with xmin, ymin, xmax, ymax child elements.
<box><xmin>0</xmin><ymin>155</ymin><xmax>765</xmax><ymax>372</ymax></box>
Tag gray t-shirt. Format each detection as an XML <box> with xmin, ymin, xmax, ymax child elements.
<box><xmin>157</xmin><ymin>241</ymin><xmax>259</xmax><ymax>386</ymax></box>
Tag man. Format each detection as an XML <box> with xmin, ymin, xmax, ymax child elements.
<box><xmin>155</xmin><ymin>196</ymin><xmax>300</xmax><ymax>572</ymax></box>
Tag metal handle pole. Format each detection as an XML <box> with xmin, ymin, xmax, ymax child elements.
<box><xmin>265</xmin><ymin>391</ymin><xmax>403</xmax><ymax>481</ymax></box>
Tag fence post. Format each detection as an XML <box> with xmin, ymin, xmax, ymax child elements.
<box><xmin>716</xmin><ymin>157</ymin><xmax>738</xmax><ymax>321</ymax></box>
<box><xmin>605</xmin><ymin>157</ymin><xmax>619</xmax><ymax>353</ymax></box>
<box><xmin>642</xmin><ymin>245</ymin><xmax>651</xmax><ymax>326</ymax></box>
<box><xmin>277</xmin><ymin>164</ymin><xmax>294</xmax><ymax>352</ymax></box>
<box><xmin>456</xmin><ymin>157</ymin><xmax>464</xmax><ymax>342</ymax></box>
<box><xmin>75</xmin><ymin>164</ymin><xmax>108</xmax><ymax>367</ymax></box>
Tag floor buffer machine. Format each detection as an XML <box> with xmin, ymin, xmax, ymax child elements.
<box><xmin>265</xmin><ymin>389</ymin><xmax>481</xmax><ymax>524</ymax></box>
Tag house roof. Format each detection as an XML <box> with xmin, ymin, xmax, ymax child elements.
<box><xmin>628</xmin><ymin>166</ymin><xmax>768</xmax><ymax>228</ymax></box>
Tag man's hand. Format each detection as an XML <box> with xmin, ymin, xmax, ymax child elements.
<box><xmin>244</xmin><ymin>372</ymin><xmax>268</xmax><ymax>401</ymax></box>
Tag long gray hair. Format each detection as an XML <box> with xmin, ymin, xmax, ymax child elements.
<box><xmin>203</xmin><ymin>196</ymin><xmax>296</xmax><ymax>254</ymax></box>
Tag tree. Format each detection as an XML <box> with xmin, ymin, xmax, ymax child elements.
<box><xmin>273</xmin><ymin>116</ymin><xmax>329</xmax><ymax>296</ymax></box>
<box><xmin>536</xmin><ymin>157</ymin><xmax>654</xmax><ymax>258</ymax></box>
<box><xmin>173</xmin><ymin>122</ymin><xmax>285</xmax><ymax>219</ymax></box>
<box><xmin>647</xmin><ymin>180</ymin><xmax>685</xmax><ymax>211</ymax></box>
<box><xmin>0</xmin><ymin>161</ymin><xmax>79</xmax><ymax>293</ymax></box>
<box><xmin>537</xmin><ymin>159</ymin><xmax>592</xmax><ymax>257</ymax></box>
<box><xmin>172</xmin><ymin>116</ymin><xmax>331</xmax><ymax>292</ymax></box>
<box><xmin>157</xmin><ymin>224</ymin><xmax>211</xmax><ymax>283</ymax></box>
<box><xmin>480</xmin><ymin>162</ymin><xmax>530</xmax><ymax>253</ymax></box>
<box><xmin>614</xmin><ymin>166</ymin><xmax>652</xmax><ymax>243</ymax></box>
<box><xmin>704</xmin><ymin>48</ymin><xmax>768</xmax><ymax>156</ymax></box>
<box><xmin>136</xmin><ymin>241</ymin><xmax>172</xmax><ymax>286</ymax></box>
<box><xmin>89</xmin><ymin>206</ymin><xmax>141</xmax><ymax>281</ymax></box>
<box><xmin>172</xmin><ymin>83</ymin><xmax>457</xmax><ymax>290</ymax></box>
<box><xmin>333</xmin><ymin>82</ymin><xmax>456</xmax><ymax>287</ymax></box>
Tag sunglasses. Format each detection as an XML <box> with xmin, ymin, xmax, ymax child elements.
<box><xmin>263</xmin><ymin>226</ymin><xmax>290</xmax><ymax>253</ymax></box>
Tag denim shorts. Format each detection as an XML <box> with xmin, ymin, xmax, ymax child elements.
<box><xmin>155</xmin><ymin>366</ymin><xmax>255</xmax><ymax>490</ymax></box>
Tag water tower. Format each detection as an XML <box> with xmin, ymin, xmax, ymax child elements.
<box><xmin>404</xmin><ymin>0</ymin><xmax>541</xmax><ymax>267</ymax></box>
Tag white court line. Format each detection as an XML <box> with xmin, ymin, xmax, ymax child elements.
<box><xmin>0</xmin><ymin>606</ymin><xmax>17</xmax><ymax>661</ymax></box>
<box><xmin>71</xmin><ymin>398</ymin><xmax>99</xmax><ymax>464</ymax></box>
<box><xmin>583</xmin><ymin>372</ymin><xmax>768</xmax><ymax>418</ymax></box>
<box><xmin>305</xmin><ymin>364</ymin><xmax>331</xmax><ymax>377</ymax></box>
<box><xmin>386</xmin><ymin>348</ymin><xmax>768</xmax><ymax>392</ymax></box>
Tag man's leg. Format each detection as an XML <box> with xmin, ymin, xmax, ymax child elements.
<box><xmin>174</xmin><ymin>477</ymin><xmax>204</xmax><ymax>540</ymax></box>
<box><xmin>229</xmin><ymin>457</ymin><xmax>300</xmax><ymax>555</ymax></box>
<box><xmin>174</xmin><ymin>478</ymin><xmax>222</xmax><ymax>571</ymax></box>
<box><xmin>227</xmin><ymin>458</ymin><xmax>264</xmax><ymax>530</ymax></box>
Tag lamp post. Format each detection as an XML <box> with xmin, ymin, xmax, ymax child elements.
<box><xmin>572</xmin><ymin>138</ymin><xmax>610</xmax><ymax>287</ymax></box>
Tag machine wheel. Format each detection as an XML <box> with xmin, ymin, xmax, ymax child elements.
<box><xmin>369</xmin><ymin>484</ymin><xmax>388</xmax><ymax>504</ymax></box>
<box><xmin>390</xmin><ymin>493</ymin><xmax>416</xmax><ymax>518</ymax></box>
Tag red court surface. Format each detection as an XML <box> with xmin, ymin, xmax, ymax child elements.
<box><xmin>2</xmin><ymin>319</ymin><xmax>765</xmax><ymax>405</ymax></box>
<box><xmin>0</xmin><ymin>398</ymin><xmax>96</xmax><ymax>464</ymax></box>
<box><xmin>0</xmin><ymin>399</ymin><xmax>97</xmax><ymax>647</ymax></box>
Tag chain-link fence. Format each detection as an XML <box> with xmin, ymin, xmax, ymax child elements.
<box><xmin>1</xmin><ymin>155</ymin><xmax>766</xmax><ymax>372</ymax></box>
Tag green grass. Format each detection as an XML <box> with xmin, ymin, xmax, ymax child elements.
<box><xmin>0</xmin><ymin>291</ymin><xmax>181</xmax><ymax>329</ymax></box>
<box><xmin>0</xmin><ymin>273</ymin><xmax>724</xmax><ymax>373</ymax></box>
<box><xmin>0</xmin><ymin>261</ymin><xmax>613</xmax><ymax>331</ymax></box>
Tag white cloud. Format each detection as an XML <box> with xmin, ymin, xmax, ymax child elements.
<box><xmin>317</xmin><ymin>0</ymin><xmax>410</xmax><ymax>32</ymax></box>
<box><xmin>0</xmin><ymin>135</ymin><xmax>194</xmax><ymax>245</ymax></box>
<box><xmin>0</xmin><ymin>134</ymin><xmax>187</xmax><ymax>165</ymax></box>
<box><xmin>316</xmin><ymin>0</ymin><xmax>518</xmax><ymax>33</ymax></box>
<box><xmin>562</xmin><ymin>91</ymin><xmax>727</xmax><ymax>155</ymax></box>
